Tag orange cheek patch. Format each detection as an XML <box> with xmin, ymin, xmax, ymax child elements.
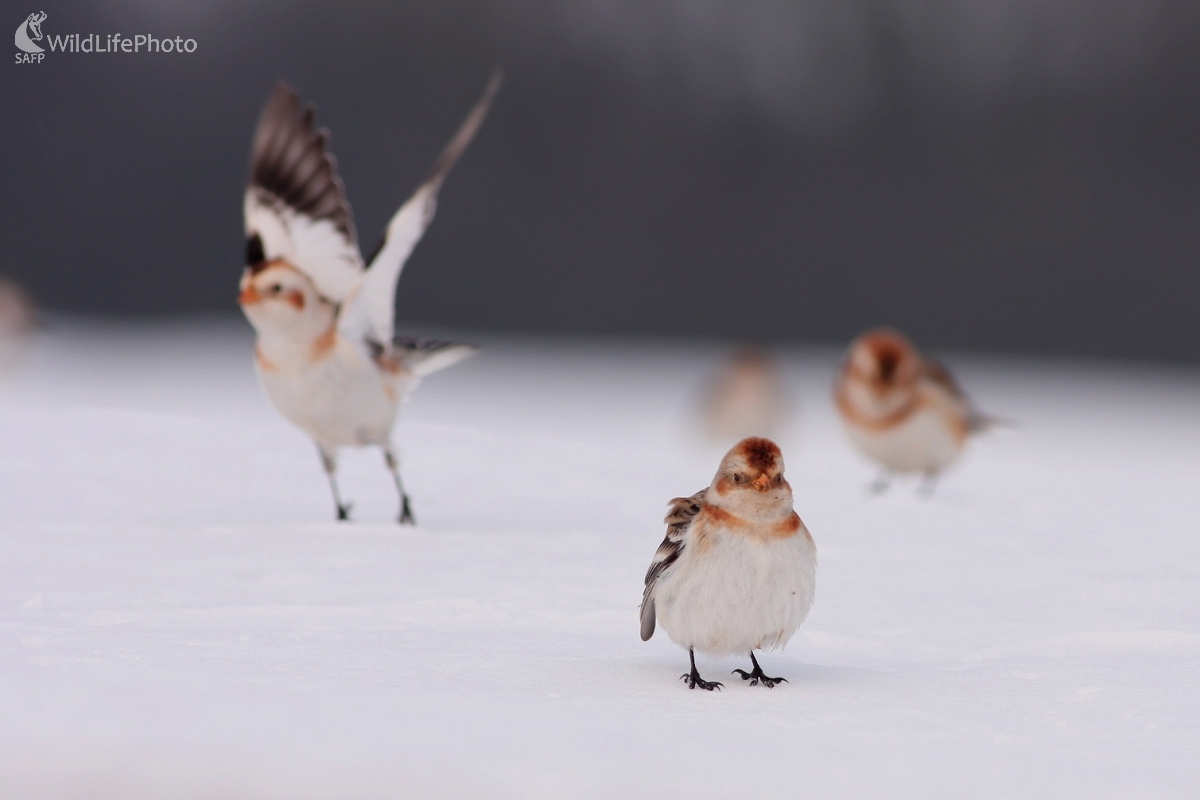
<box><xmin>238</xmin><ymin>286</ymin><xmax>261</xmax><ymax>305</ymax></box>
<box><xmin>286</xmin><ymin>290</ymin><xmax>305</xmax><ymax>310</ymax></box>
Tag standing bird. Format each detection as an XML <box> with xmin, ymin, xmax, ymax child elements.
<box><xmin>834</xmin><ymin>328</ymin><xmax>991</xmax><ymax>494</ymax></box>
<box><xmin>696</xmin><ymin>346</ymin><xmax>785</xmax><ymax>442</ymax></box>
<box><xmin>0</xmin><ymin>278</ymin><xmax>36</xmax><ymax>370</ymax></box>
<box><xmin>640</xmin><ymin>437</ymin><xmax>817</xmax><ymax>690</ymax></box>
<box><xmin>238</xmin><ymin>73</ymin><xmax>501</xmax><ymax>524</ymax></box>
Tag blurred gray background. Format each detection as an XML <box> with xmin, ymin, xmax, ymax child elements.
<box><xmin>3</xmin><ymin>0</ymin><xmax>1199</xmax><ymax>362</ymax></box>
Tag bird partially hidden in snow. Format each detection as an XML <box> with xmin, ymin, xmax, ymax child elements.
<box><xmin>238</xmin><ymin>73</ymin><xmax>501</xmax><ymax>524</ymax></box>
<box><xmin>641</xmin><ymin>437</ymin><xmax>817</xmax><ymax>690</ymax></box>
<box><xmin>834</xmin><ymin>327</ymin><xmax>993</xmax><ymax>495</ymax></box>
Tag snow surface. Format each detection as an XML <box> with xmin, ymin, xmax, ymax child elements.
<box><xmin>2</xmin><ymin>319</ymin><xmax>1199</xmax><ymax>799</ymax></box>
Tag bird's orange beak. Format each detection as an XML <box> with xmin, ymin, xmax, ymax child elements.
<box><xmin>238</xmin><ymin>284</ymin><xmax>260</xmax><ymax>306</ymax></box>
<box><xmin>752</xmin><ymin>474</ymin><xmax>771</xmax><ymax>492</ymax></box>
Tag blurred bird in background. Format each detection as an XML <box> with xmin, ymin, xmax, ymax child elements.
<box><xmin>834</xmin><ymin>328</ymin><xmax>993</xmax><ymax>494</ymax></box>
<box><xmin>238</xmin><ymin>73</ymin><xmax>501</xmax><ymax>523</ymax></box>
<box><xmin>641</xmin><ymin>437</ymin><xmax>817</xmax><ymax>690</ymax></box>
<box><xmin>0</xmin><ymin>278</ymin><xmax>36</xmax><ymax>371</ymax></box>
<box><xmin>696</xmin><ymin>346</ymin><xmax>785</xmax><ymax>443</ymax></box>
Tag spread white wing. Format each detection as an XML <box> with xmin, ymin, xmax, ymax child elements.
<box><xmin>337</xmin><ymin>71</ymin><xmax>502</xmax><ymax>347</ymax></box>
<box><xmin>244</xmin><ymin>83</ymin><xmax>364</xmax><ymax>302</ymax></box>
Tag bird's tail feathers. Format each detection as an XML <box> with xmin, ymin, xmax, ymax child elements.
<box><xmin>640</xmin><ymin>596</ymin><xmax>656</xmax><ymax>641</ymax></box>
<box><xmin>969</xmin><ymin>411</ymin><xmax>1013</xmax><ymax>433</ymax></box>
<box><xmin>392</xmin><ymin>337</ymin><xmax>478</xmax><ymax>378</ymax></box>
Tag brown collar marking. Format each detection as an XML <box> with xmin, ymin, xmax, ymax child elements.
<box><xmin>834</xmin><ymin>378</ymin><xmax>920</xmax><ymax>430</ymax></box>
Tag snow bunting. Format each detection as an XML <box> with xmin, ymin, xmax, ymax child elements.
<box><xmin>834</xmin><ymin>328</ymin><xmax>991</xmax><ymax>493</ymax></box>
<box><xmin>0</xmin><ymin>278</ymin><xmax>36</xmax><ymax>369</ymax></box>
<box><xmin>640</xmin><ymin>437</ymin><xmax>817</xmax><ymax>690</ymax></box>
<box><xmin>238</xmin><ymin>73</ymin><xmax>501</xmax><ymax>523</ymax></box>
<box><xmin>697</xmin><ymin>346</ymin><xmax>784</xmax><ymax>442</ymax></box>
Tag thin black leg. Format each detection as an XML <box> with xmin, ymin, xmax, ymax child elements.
<box><xmin>869</xmin><ymin>468</ymin><xmax>891</xmax><ymax>495</ymax></box>
<box><xmin>383</xmin><ymin>447</ymin><xmax>415</xmax><ymax>525</ymax></box>
<box><xmin>732</xmin><ymin>651</ymin><xmax>787</xmax><ymax>688</ymax></box>
<box><xmin>680</xmin><ymin>648</ymin><xmax>722</xmax><ymax>691</ymax></box>
<box><xmin>319</xmin><ymin>446</ymin><xmax>351</xmax><ymax>521</ymax></box>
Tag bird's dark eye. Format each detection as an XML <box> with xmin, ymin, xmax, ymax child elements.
<box><xmin>774</xmin><ymin>474</ymin><xmax>784</xmax><ymax>485</ymax></box>
<box><xmin>732</xmin><ymin>473</ymin><xmax>745</xmax><ymax>484</ymax></box>
<box><xmin>269</xmin><ymin>284</ymin><xmax>283</xmax><ymax>294</ymax></box>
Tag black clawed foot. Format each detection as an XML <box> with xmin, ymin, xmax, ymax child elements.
<box><xmin>734</xmin><ymin>653</ymin><xmax>787</xmax><ymax>687</ymax></box>
<box><xmin>732</xmin><ymin>668</ymin><xmax>787</xmax><ymax>688</ymax></box>
<box><xmin>680</xmin><ymin>672</ymin><xmax>723</xmax><ymax>691</ymax></box>
<box><xmin>398</xmin><ymin>496</ymin><xmax>415</xmax><ymax>526</ymax></box>
<box><xmin>336</xmin><ymin>503</ymin><xmax>352</xmax><ymax>522</ymax></box>
<box><xmin>680</xmin><ymin>648</ymin><xmax>722</xmax><ymax>690</ymax></box>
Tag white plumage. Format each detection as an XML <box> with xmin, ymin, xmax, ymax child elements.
<box><xmin>834</xmin><ymin>327</ymin><xmax>991</xmax><ymax>492</ymax></box>
<box><xmin>641</xmin><ymin>437</ymin><xmax>817</xmax><ymax>690</ymax></box>
<box><xmin>238</xmin><ymin>74</ymin><xmax>500</xmax><ymax>523</ymax></box>
<box><xmin>653</xmin><ymin>521</ymin><xmax>815</xmax><ymax>656</ymax></box>
<box><xmin>243</xmin><ymin>189</ymin><xmax>364</xmax><ymax>303</ymax></box>
<box><xmin>841</xmin><ymin>404</ymin><xmax>965</xmax><ymax>475</ymax></box>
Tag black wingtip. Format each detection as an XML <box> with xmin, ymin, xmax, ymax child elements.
<box><xmin>265</xmin><ymin>81</ymin><xmax>299</xmax><ymax>110</ymax></box>
<box><xmin>248</xmin><ymin>79</ymin><xmax>357</xmax><ymax>245</ymax></box>
<box><xmin>420</xmin><ymin>68</ymin><xmax>504</xmax><ymax>191</ymax></box>
<box><xmin>485</xmin><ymin>67</ymin><xmax>504</xmax><ymax>98</ymax></box>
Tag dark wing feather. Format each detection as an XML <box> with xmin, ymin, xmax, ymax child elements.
<box><xmin>920</xmin><ymin>358</ymin><xmax>967</xmax><ymax>400</ymax></box>
<box><xmin>922</xmin><ymin>357</ymin><xmax>995</xmax><ymax>432</ymax></box>
<box><xmin>244</xmin><ymin>83</ymin><xmax>365</xmax><ymax>302</ymax></box>
<box><xmin>249</xmin><ymin>83</ymin><xmax>357</xmax><ymax>246</ymax></box>
<box><xmin>640</xmin><ymin>490</ymin><xmax>706</xmax><ymax>641</ymax></box>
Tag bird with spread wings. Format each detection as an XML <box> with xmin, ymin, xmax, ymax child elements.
<box><xmin>238</xmin><ymin>72</ymin><xmax>501</xmax><ymax>524</ymax></box>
